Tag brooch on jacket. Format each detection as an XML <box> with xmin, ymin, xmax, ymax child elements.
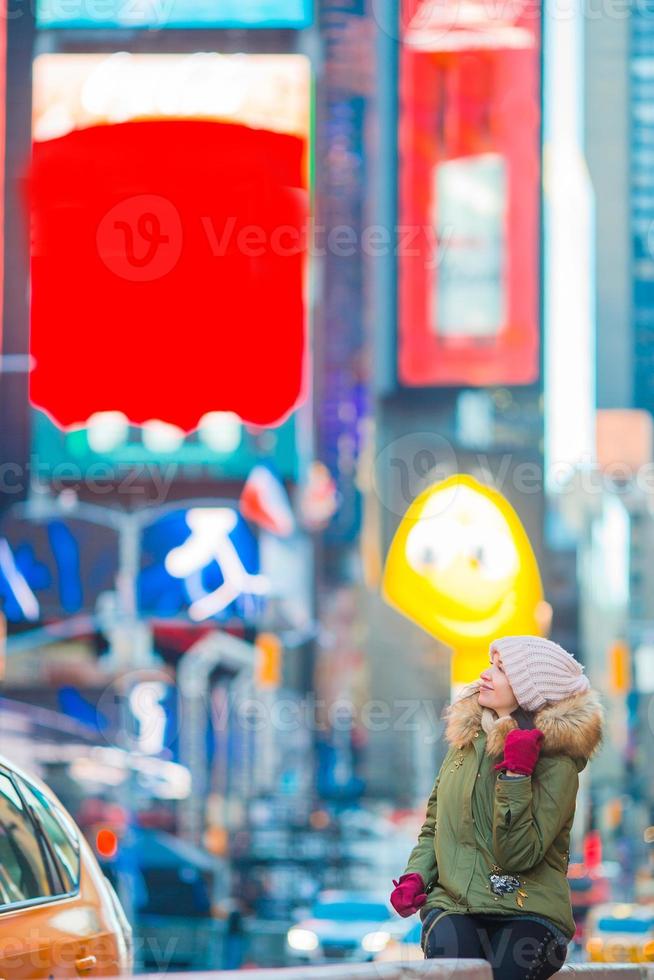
<box><xmin>488</xmin><ymin>865</ymin><xmax>529</xmax><ymax>908</ymax></box>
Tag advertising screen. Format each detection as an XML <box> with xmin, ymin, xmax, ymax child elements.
<box><xmin>434</xmin><ymin>154</ymin><xmax>507</xmax><ymax>338</ymax></box>
<box><xmin>139</xmin><ymin>507</ymin><xmax>266</xmax><ymax>623</ymax></box>
<box><xmin>37</xmin><ymin>0</ymin><xmax>313</xmax><ymax>29</ymax></box>
<box><xmin>399</xmin><ymin>0</ymin><xmax>541</xmax><ymax>387</ymax></box>
<box><xmin>0</xmin><ymin>506</ymin><xmax>266</xmax><ymax>624</ymax></box>
<box><xmin>0</xmin><ymin>16</ymin><xmax>5</xmax><ymax>354</ymax></box>
<box><xmin>30</xmin><ymin>53</ymin><xmax>311</xmax><ymax>441</ymax></box>
<box><xmin>0</xmin><ymin>516</ymin><xmax>118</xmax><ymax>622</ymax></box>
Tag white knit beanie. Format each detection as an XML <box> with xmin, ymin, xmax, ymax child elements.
<box><xmin>490</xmin><ymin>635</ymin><xmax>590</xmax><ymax>711</ymax></box>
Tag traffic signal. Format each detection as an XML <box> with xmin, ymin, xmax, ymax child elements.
<box><xmin>583</xmin><ymin>829</ymin><xmax>602</xmax><ymax>871</ymax></box>
<box><xmin>255</xmin><ymin>633</ymin><xmax>282</xmax><ymax>689</ymax></box>
<box><xmin>604</xmin><ymin>797</ymin><xmax>623</xmax><ymax>831</ymax></box>
<box><xmin>95</xmin><ymin>827</ymin><xmax>119</xmax><ymax>860</ymax></box>
<box><xmin>608</xmin><ymin>640</ymin><xmax>631</xmax><ymax>695</ymax></box>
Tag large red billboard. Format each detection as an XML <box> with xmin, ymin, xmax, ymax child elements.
<box><xmin>0</xmin><ymin>8</ymin><xmax>5</xmax><ymax>349</ymax></box>
<box><xmin>29</xmin><ymin>54</ymin><xmax>311</xmax><ymax>432</ymax></box>
<box><xmin>399</xmin><ymin>0</ymin><xmax>541</xmax><ymax>387</ymax></box>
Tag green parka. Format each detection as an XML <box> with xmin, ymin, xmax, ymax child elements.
<box><xmin>402</xmin><ymin>684</ymin><xmax>603</xmax><ymax>941</ymax></box>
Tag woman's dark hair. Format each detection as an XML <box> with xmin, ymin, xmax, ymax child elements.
<box><xmin>511</xmin><ymin>706</ymin><xmax>536</xmax><ymax>730</ymax></box>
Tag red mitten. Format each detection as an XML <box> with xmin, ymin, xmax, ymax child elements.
<box><xmin>494</xmin><ymin>728</ymin><xmax>544</xmax><ymax>776</ymax></box>
<box><xmin>390</xmin><ymin>872</ymin><xmax>427</xmax><ymax>917</ymax></box>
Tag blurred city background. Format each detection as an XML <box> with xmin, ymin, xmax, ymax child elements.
<box><xmin>0</xmin><ymin>0</ymin><xmax>653</xmax><ymax>970</ymax></box>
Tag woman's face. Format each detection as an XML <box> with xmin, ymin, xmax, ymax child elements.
<box><xmin>478</xmin><ymin>648</ymin><xmax>519</xmax><ymax>716</ymax></box>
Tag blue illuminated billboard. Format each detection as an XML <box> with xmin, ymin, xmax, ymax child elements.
<box><xmin>139</xmin><ymin>507</ymin><xmax>267</xmax><ymax>624</ymax></box>
<box><xmin>0</xmin><ymin>516</ymin><xmax>118</xmax><ymax>622</ymax></box>
<box><xmin>37</xmin><ymin>0</ymin><xmax>312</xmax><ymax>28</ymax></box>
<box><xmin>0</xmin><ymin>507</ymin><xmax>266</xmax><ymax>624</ymax></box>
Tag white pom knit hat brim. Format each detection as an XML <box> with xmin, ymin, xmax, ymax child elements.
<box><xmin>490</xmin><ymin>635</ymin><xmax>591</xmax><ymax>712</ymax></box>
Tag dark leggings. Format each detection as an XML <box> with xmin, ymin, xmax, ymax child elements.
<box><xmin>421</xmin><ymin>909</ymin><xmax>568</xmax><ymax>980</ymax></box>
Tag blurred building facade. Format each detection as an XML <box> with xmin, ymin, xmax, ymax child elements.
<box><xmin>631</xmin><ymin>6</ymin><xmax>654</xmax><ymax>416</ymax></box>
<box><xmin>585</xmin><ymin>0</ymin><xmax>654</xmax><ymax>415</ymax></box>
<box><xmin>584</xmin><ymin>3</ymin><xmax>632</xmax><ymax>411</ymax></box>
<box><xmin>583</xmin><ymin>0</ymin><xmax>654</xmax><ymax>890</ymax></box>
<box><xmin>575</xmin><ymin>472</ymin><xmax>654</xmax><ymax>892</ymax></box>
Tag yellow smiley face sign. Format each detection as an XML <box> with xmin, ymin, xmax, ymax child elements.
<box><xmin>382</xmin><ymin>475</ymin><xmax>546</xmax><ymax>684</ymax></box>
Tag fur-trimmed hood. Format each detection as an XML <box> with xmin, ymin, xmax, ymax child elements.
<box><xmin>444</xmin><ymin>681</ymin><xmax>604</xmax><ymax>769</ymax></box>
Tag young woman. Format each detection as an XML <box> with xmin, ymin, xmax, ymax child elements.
<box><xmin>390</xmin><ymin>635</ymin><xmax>603</xmax><ymax>980</ymax></box>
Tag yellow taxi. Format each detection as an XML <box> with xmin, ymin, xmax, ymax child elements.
<box><xmin>585</xmin><ymin>903</ymin><xmax>654</xmax><ymax>963</ymax></box>
<box><xmin>0</xmin><ymin>755</ymin><xmax>132</xmax><ymax>977</ymax></box>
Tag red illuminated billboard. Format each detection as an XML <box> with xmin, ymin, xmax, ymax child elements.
<box><xmin>399</xmin><ymin>0</ymin><xmax>540</xmax><ymax>387</ymax></box>
<box><xmin>0</xmin><ymin>13</ymin><xmax>5</xmax><ymax>349</ymax></box>
<box><xmin>30</xmin><ymin>54</ymin><xmax>311</xmax><ymax>432</ymax></box>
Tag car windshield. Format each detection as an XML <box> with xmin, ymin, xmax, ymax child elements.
<box><xmin>312</xmin><ymin>901</ymin><xmax>390</xmax><ymax>921</ymax></box>
<box><xmin>597</xmin><ymin>917</ymin><xmax>654</xmax><ymax>934</ymax></box>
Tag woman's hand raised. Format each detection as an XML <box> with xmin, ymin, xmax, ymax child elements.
<box><xmin>493</xmin><ymin>728</ymin><xmax>544</xmax><ymax>777</ymax></box>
